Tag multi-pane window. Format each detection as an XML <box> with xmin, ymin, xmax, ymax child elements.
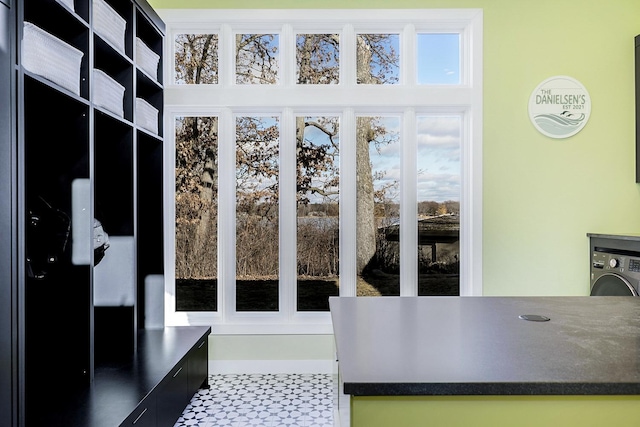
<box><xmin>164</xmin><ymin>9</ymin><xmax>483</xmax><ymax>332</ymax></box>
<box><xmin>175</xmin><ymin>116</ymin><xmax>218</xmax><ymax>311</ymax></box>
<box><xmin>175</xmin><ymin>34</ymin><xmax>218</xmax><ymax>84</ymax></box>
<box><xmin>235</xmin><ymin>116</ymin><xmax>280</xmax><ymax>311</ymax></box>
<box><xmin>356</xmin><ymin>116</ymin><xmax>401</xmax><ymax>296</ymax></box>
<box><xmin>296</xmin><ymin>34</ymin><xmax>340</xmax><ymax>84</ymax></box>
<box><xmin>296</xmin><ymin>116</ymin><xmax>340</xmax><ymax>311</ymax></box>
<box><xmin>236</xmin><ymin>34</ymin><xmax>279</xmax><ymax>84</ymax></box>
<box><xmin>417</xmin><ymin>33</ymin><xmax>461</xmax><ymax>85</ymax></box>
<box><xmin>356</xmin><ymin>34</ymin><xmax>399</xmax><ymax>85</ymax></box>
<box><xmin>416</xmin><ymin>116</ymin><xmax>461</xmax><ymax>296</ymax></box>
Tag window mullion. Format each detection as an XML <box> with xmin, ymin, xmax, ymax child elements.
<box><xmin>341</xmin><ymin>24</ymin><xmax>355</xmax><ymax>86</ymax></box>
<box><xmin>400</xmin><ymin>109</ymin><xmax>418</xmax><ymax>296</ymax></box>
<box><xmin>339</xmin><ymin>108</ymin><xmax>356</xmax><ymax>297</ymax></box>
<box><xmin>402</xmin><ymin>24</ymin><xmax>416</xmax><ymax>86</ymax></box>
<box><xmin>219</xmin><ymin>108</ymin><xmax>236</xmax><ymax>320</ymax></box>
<box><xmin>280</xmin><ymin>108</ymin><xmax>296</xmax><ymax>319</ymax></box>
<box><xmin>220</xmin><ymin>24</ymin><xmax>234</xmax><ymax>86</ymax></box>
<box><xmin>281</xmin><ymin>24</ymin><xmax>294</xmax><ymax>86</ymax></box>
<box><xmin>465</xmin><ymin>10</ymin><xmax>483</xmax><ymax>296</ymax></box>
<box><xmin>461</xmin><ymin>109</ymin><xmax>482</xmax><ymax>296</ymax></box>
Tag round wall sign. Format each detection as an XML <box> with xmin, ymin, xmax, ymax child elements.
<box><xmin>528</xmin><ymin>76</ymin><xmax>591</xmax><ymax>139</ymax></box>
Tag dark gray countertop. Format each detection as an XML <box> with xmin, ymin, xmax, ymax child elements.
<box><xmin>329</xmin><ymin>296</ymin><xmax>640</xmax><ymax>396</ymax></box>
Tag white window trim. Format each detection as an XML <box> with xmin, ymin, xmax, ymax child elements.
<box><xmin>160</xmin><ymin>9</ymin><xmax>483</xmax><ymax>334</ymax></box>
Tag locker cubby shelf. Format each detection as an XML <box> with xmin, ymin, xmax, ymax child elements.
<box><xmin>18</xmin><ymin>0</ymin><xmax>166</xmax><ymax>424</ymax></box>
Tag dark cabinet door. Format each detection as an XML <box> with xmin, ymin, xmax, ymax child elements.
<box><xmin>188</xmin><ymin>338</ymin><xmax>208</xmax><ymax>392</ymax></box>
<box><xmin>156</xmin><ymin>362</ymin><xmax>190</xmax><ymax>427</ymax></box>
<box><xmin>121</xmin><ymin>398</ymin><xmax>157</xmax><ymax>427</ymax></box>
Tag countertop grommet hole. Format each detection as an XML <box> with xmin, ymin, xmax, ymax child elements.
<box><xmin>519</xmin><ymin>314</ymin><xmax>550</xmax><ymax>322</ymax></box>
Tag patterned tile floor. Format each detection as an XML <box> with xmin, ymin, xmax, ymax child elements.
<box><xmin>173</xmin><ymin>373</ymin><xmax>334</xmax><ymax>427</ymax></box>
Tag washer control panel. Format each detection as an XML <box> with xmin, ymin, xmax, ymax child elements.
<box><xmin>592</xmin><ymin>250</ymin><xmax>640</xmax><ymax>277</ymax></box>
<box><xmin>630</xmin><ymin>258</ymin><xmax>640</xmax><ymax>273</ymax></box>
<box><xmin>590</xmin><ymin>241</ymin><xmax>640</xmax><ymax>294</ymax></box>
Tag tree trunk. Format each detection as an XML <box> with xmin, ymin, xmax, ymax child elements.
<box><xmin>355</xmin><ymin>35</ymin><xmax>377</xmax><ymax>274</ymax></box>
<box><xmin>356</xmin><ymin>117</ymin><xmax>376</xmax><ymax>273</ymax></box>
<box><xmin>194</xmin><ymin>119</ymin><xmax>218</xmax><ymax>271</ymax></box>
<box><xmin>298</xmin><ymin>37</ymin><xmax>313</xmax><ymax>84</ymax></box>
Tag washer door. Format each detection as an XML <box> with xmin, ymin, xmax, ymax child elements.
<box><xmin>591</xmin><ymin>273</ymin><xmax>638</xmax><ymax>296</ymax></box>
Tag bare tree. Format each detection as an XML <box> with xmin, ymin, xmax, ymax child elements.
<box><xmin>357</xmin><ymin>33</ymin><xmax>399</xmax><ymax>84</ymax></box>
<box><xmin>175</xmin><ymin>34</ymin><xmax>218</xmax><ymax>84</ymax></box>
<box><xmin>236</xmin><ymin>34</ymin><xmax>279</xmax><ymax>84</ymax></box>
<box><xmin>296</xmin><ymin>34</ymin><xmax>340</xmax><ymax>84</ymax></box>
<box><xmin>296</xmin><ymin>34</ymin><xmax>399</xmax><ymax>274</ymax></box>
<box><xmin>175</xmin><ymin>34</ymin><xmax>219</xmax><ymax>279</ymax></box>
<box><xmin>296</xmin><ymin>116</ymin><xmax>339</xmax><ymax>203</ymax></box>
<box><xmin>175</xmin><ymin>32</ymin><xmax>400</xmax><ymax>279</ymax></box>
<box><xmin>175</xmin><ymin>116</ymin><xmax>218</xmax><ymax>279</ymax></box>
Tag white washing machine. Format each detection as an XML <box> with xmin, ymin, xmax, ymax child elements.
<box><xmin>589</xmin><ymin>234</ymin><xmax>640</xmax><ymax>296</ymax></box>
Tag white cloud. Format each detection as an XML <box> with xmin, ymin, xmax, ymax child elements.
<box><xmin>352</xmin><ymin>116</ymin><xmax>462</xmax><ymax>203</ymax></box>
<box><xmin>417</xmin><ymin>170</ymin><xmax>460</xmax><ymax>202</ymax></box>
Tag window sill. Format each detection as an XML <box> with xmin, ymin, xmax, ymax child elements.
<box><xmin>166</xmin><ymin>311</ymin><xmax>334</xmax><ymax>335</ymax></box>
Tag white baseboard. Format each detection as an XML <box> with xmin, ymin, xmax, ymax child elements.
<box><xmin>208</xmin><ymin>359</ymin><xmax>334</xmax><ymax>374</ymax></box>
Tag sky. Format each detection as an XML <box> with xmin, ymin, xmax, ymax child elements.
<box><xmin>368</xmin><ymin>33</ymin><xmax>461</xmax><ymax>203</ymax></box>
<box><xmin>370</xmin><ymin>115</ymin><xmax>461</xmax><ymax>204</ymax></box>
<box><xmin>417</xmin><ymin>33</ymin><xmax>460</xmax><ymax>85</ymax></box>
<box><xmin>415</xmin><ymin>116</ymin><xmax>461</xmax><ymax>202</ymax></box>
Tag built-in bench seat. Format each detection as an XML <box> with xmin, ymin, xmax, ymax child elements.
<box><xmin>31</xmin><ymin>326</ymin><xmax>211</xmax><ymax>427</ymax></box>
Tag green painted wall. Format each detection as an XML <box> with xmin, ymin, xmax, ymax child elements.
<box><xmin>351</xmin><ymin>395</ymin><xmax>640</xmax><ymax>427</ymax></box>
<box><xmin>209</xmin><ymin>334</ymin><xmax>335</xmax><ymax>360</ymax></box>
<box><xmin>151</xmin><ymin>0</ymin><xmax>640</xmax><ymax>360</ymax></box>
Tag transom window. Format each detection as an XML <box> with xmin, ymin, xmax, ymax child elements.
<box><xmin>162</xmin><ymin>9</ymin><xmax>483</xmax><ymax>333</ymax></box>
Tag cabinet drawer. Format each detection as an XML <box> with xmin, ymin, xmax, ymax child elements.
<box><xmin>156</xmin><ymin>362</ymin><xmax>190</xmax><ymax>427</ymax></box>
<box><xmin>121</xmin><ymin>398</ymin><xmax>156</xmax><ymax>427</ymax></box>
<box><xmin>188</xmin><ymin>338</ymin><xmax>208</xmax><ymax>392</ymax></box>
